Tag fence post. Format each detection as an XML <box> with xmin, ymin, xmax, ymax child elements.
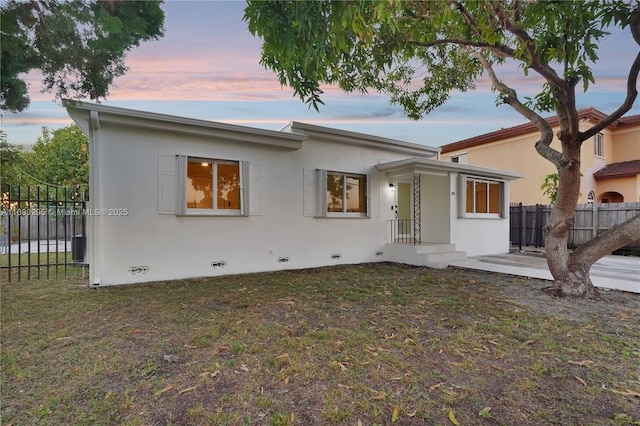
<box><xmin>519</xmin><ymin>202</ymin><xmax>524</xmax><ymax>250</ymax></box>
<box><xmin>592</xmin><ymin>201</ymin><xmax>598</xmax><ymax>239</ymax></box>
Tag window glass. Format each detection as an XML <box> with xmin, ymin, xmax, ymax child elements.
<box><xmin>465</xmin><ymin>180</ymin><xmax>474</xmax><ymax>213</ymax></box>
<box><xmin>217</xmin><ymin>163</ymin><xmax>240</xmax><ymax>209</ymax></box>
<box><xmin>327</xmin><ymin>173</ymin><xmax>344</xmax><ymax>212</ymax></box>
<box><xmin>464</xmin><ymin>177</ymin><xmax>502</xmax><ymax>216</ymax></box>
<box><xmin>326</xmin><ymin>172</ymin><xmax>367</xmax><ymax>215</ymax></box>
<box><xmin>475</xmin><ymin>181</ymin><xmax>488</xmax><ymax>213</ymax></box>
<box><xmin>488</xmin><ymin>182</ymin><xmax>500</xmax><ymax>213</ymax></box>
<box><xmin>346</xmin><ymin>175</ymin><xmax>366</xmax><ymax>213</ymax></box>
<box><xmin>187</xmin><ymin>161</ymin><xmax>213</xmax><ymax>209</ymax></box>
<box><xmin>186</xmin><ymin>158</ymin><xmax>240</xmax><ymax>212</ymax></box>
<box><xmin>593</xmin><ymin>133</ymin><xmax>603</xmax><ymax>156</ymax></box>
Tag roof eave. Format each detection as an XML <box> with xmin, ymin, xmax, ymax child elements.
<box><xmin>63</xmin><ymin>100</ymin><xmax>307</xmax><ymax>150</ymax></box>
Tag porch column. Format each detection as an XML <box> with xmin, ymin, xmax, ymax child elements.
<box><xmin>413</xmin><ymin>173</ymin><xmax>421</xmax><ymax>245</ymax></box>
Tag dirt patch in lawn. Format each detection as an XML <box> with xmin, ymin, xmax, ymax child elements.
<box><xmin>2</xmin><ymin>263</ymin><xmax>639</xmax><ymax>425</ymax></box>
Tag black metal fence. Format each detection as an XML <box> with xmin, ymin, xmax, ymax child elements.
<box><xmin>389</xmin><ymin>219</ymin><xmax>418</xmax><ymax>244</ymax></box>
<box><xmin>510</xmin><ymin>202</ymin><xmax>640</xmax><ymax>253</ymax></box>
<box><xmin>1</xmin><ymin>185</ymin><xmax>88</xmax><ymax>282</ymax></box>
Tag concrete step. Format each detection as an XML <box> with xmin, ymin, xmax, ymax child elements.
<box><xmin>415</xmin><ymin>243</ymin><xmax>457</xmax><ymax>254</ymax></box>
<box><xmin>423</xmin><ymin>250</ymin><xmax>467</xmax><ymax>264</ymax></box>
<box><xmin>385</xmin><ymin>243</ymin><xmax>467</xmax><ymax>268</ymax></box>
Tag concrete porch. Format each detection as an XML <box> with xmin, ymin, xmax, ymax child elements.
<box><xmin>386</xmin><ymin>242</ymin><xmax>467</xmax><ymax>269</ymax></box>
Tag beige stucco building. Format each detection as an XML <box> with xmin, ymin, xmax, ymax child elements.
<box><xmin>440</xmin><ymin>108</ymin><xmax>640</xmax><ymax>205</ymax></box>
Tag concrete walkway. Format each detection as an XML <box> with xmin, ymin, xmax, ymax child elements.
<box><xmin>450</xmin><ymin>252</ymin><xmax>640</xmax><ymax>294</ymax></box>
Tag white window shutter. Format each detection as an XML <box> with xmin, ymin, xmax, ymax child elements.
<box><xmin>176</xmin><ymin>155</ymin><xmax>187</xmax><ymax>215</ymax></box>
<box><xmin>303</xmin><ymin>168</ymin><xmax>318</xmax><ymax>217</ymax></box>
<box><xmin>368</xmin><ymin>173</ymin><xmax>380</xmax><ymax>218</ymax></box>
<box><xmin>246</xmin><ymin>161</ymin><xmax>262</xmax><ymax>216</ymax></box>
<box><xmin>317</xmin><ymin>169</ymin><xmax>327</xmax><ymax>217</ymax></box>
<box><xmin>158</xmin><ymin>154</ymin><xmax>177</xmax><ymax>214</ymax></box>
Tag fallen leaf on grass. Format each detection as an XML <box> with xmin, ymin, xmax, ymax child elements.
<box><xmin>491</xmin><ymin>365</ymin><xmax>504</xmax><ymax>371</ymax></box>
<box><xmin>610</xmin><ymin>387</ymin><xmax>640</xmax><ymax>397</ymax></box>
<box><xmin>184</xmin><ymin>344</ymin><xmax>197</xmax><ymax>349</ymax></box>
<box><xmin>404</xmin><ymin>338</ymin><xmax>416</xmax><ymax>344</ymax></box>
<box><xmin>392</xmin><ymin>406</ymin><xmax>399</xmax><ymax>422</ymax></box>
<box><xmin>568</xmin><ymin>360</ymin><xmax>594</xmax><ymax>367</ymax></box>
<box><xmin>521</xmin><ymin>339</ymin><xmax>535</xmax><ymax>346</ymax></box>
<box><xmin>275</xmin><ymin>353</ymin><xmax>290</xmax><ymax>361</ymax></box>
<box><xmin>369</xmin><ymin>389</ymin><xmax>387</xmax><ymax>401</ymax></box>
<box><xmin>407</xmin><ymin>410</ymin><xmax>417</xmax><ymax>417</ymax></box>
<box><xmin>429</xmin><ymin>382</ymin><xmax>445</xmax><ymax>391</ymax></box>
<box><xmin>129</xmin><ymin>329</ymin><xmax>143</xmax><ymax>334</ymax></box>
<box><xmin>365</xmin><ymin>347</ymin><xmax>379</xmax><ymax>356</ymax></box>
<box><xmin>447</xmin><ymin>360</ymin><xmax>464</xmax><ymax>367</ymax></box>
<box><xmin>155</xmin><ymin>385</ymin><xmax>174</xmax><ymax>396</ymax></box>
<box><xmin>178</xmin><ymin>386</ymin><xmax>197</xmax><ymax>394</ymax></box>
<box><xmin>337</xmin><ymin>383</ymin><xmax>352</xmax><ymax>389</ymax></box>
<box><xmin>478</xmin><ymin>406</ymin><xmax>492</xmax><ymax>418</ymax></box>
<box><xmin>575</xmin><ymin>376</ymin><xmax>587</xmax><ymax>386</ymax></box>
<box><xmin>448</xmin><ymin>409</ymin><xmax>460</xmax><ymax>425</ymax></box>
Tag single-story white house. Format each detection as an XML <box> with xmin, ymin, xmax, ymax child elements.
<box><xmin>64</xmin><ymin>101</ymin><xmax>524</xmax><ymax>286</ymax></box>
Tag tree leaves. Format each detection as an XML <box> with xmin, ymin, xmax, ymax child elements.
<box><xmin>1</xmin><ymin>0</ymin><xmax>165</xmax><ymax>112</ymax></box>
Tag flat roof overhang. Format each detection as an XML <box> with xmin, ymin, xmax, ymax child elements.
<box><xmin>376</xmin><ymin>157</ymin><xmax>525</xmax><ymax>180</ymax></box>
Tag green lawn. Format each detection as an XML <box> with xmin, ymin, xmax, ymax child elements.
<box><xmin>1</xmin><ymin>263</ymin><xmax>639</xmax><ymax>425</ymax></box>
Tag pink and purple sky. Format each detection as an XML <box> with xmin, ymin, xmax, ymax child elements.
<box><xmin>3</xmin><ymin>1</ymin><xmax>639</xmax><ymax>147</ymax></box>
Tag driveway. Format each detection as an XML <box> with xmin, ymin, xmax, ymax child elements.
<box><xmin>450</xmin><ymin>251</ymin><xmax>640</xmax><ymax>294</ymax></box>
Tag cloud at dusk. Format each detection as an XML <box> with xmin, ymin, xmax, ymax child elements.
<box><xmin>3</xmin><ymin>1</ymin><xmax>639</xmax><ymax>147</ymax></box>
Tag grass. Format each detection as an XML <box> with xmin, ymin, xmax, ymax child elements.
<box><xmin>1</xmin><ymin>251</ymin><xmax>87</xmax><ymax>281</ymax></box>
<box><xmin>1</xmin><ymin>263</ymin><xmax>639</xmax><ymax>425</ymax></box>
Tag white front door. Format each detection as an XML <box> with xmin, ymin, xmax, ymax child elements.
<box><xmin>396</xmin><ymin>181</ymin><xmax>412</xmax><ymax>240</ymax></box>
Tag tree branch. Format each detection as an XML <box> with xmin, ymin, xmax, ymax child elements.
<box><xmin>491</xmin><ymin>2</ymin><xmax>566</xmax><ymax>89</ymax></box>
<box><xmin>580</xmin><ymin>9</ymin><xmax>640</xmax><ymax>141</ymax></box>
<box><xmin>471</xmin><ymin>51</ymin><xmax>561</xmax><ymax>166</ymax></box>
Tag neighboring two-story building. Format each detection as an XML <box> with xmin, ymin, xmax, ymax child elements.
<box><xmin>440</xmin><ymin>108</ymin><xmax>640</xmax><ymax>205</ymax></box>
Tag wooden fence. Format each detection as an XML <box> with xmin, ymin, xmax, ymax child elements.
<box><xmin>510</xmin><ymin>202</ymin><xmax>640</xmax><ymax>252</ymax></box>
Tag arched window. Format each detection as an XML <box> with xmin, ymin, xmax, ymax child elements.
<box><xmin>598</xmin><ymin>191</ymin><xmax>623</xmax><ymax>203</ymax></box>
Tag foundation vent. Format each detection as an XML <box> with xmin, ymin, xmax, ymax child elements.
<box><xmin>331</xmin><ymin>253</ymin><xmax>342</xmax><ymax>260</ymax></box>
<box><xmin>375</xmin><ymin>251</ymin><xmax>384</xmax><ymax>257</ymax></box>
<box><xmin>211</xmin><ymin>261</ymin><xmax>227</xmax><ymax>269</ymax></box>
<box><xmin>129</xmin><ymin>266</ymin><xmax>149</xmax><ymax>276</ymax></box>
<box><xmin>277</xmin><ymin>257</ymin><xmax>290</xmax><ymax>263</ymax></box>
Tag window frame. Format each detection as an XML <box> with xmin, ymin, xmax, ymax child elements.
<box><xmin>593</xmin><ymin>133</ymin><xmax>604</xmax><ymax>157</ymax></box>
<box><xmin>178</xmin><ymin>155</ymin><xmax>247</xmax><ymax>217</ymax></box>
<box><xmin>450</xmin><ymin>153</ymin><xmax>467</xmax><ymax>164</ymax></box>
<box><xmin>319</xmin><ymin>170</ymin><xmax>371</xmax><ymax>218</ymax></box>
<box><xmin>459</xmin><ymin>175</ymin><xmax>505</xmax><ymax>219</ymax></box>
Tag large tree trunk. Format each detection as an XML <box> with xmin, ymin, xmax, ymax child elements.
<box><xmin>545</xmin><ymin>139</ymin><xmax>640</xmax><ymax>298</ymax></box>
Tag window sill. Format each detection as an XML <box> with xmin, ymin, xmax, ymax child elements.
<box><xmin>461</xmin><ymin>214</ymin><xmax>503</xmax><ymax>219</ymax></box>
<box><xmin>324</xmin><ymin>213</ymin><xmax>369</xmax><ymax>218</ymax></box>
<box><xmin>180</xmin><ymin>209</ymin><xmax>242</xmax><ymax>217</ymax></box>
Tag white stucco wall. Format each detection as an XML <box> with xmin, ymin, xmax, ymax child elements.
<box><xmin>67</xmin><ymin>103</ymin><xmax>519</xmax><ymax>286</ymax></box>
<box><xmin>82</xmin><ymin>120</ymin><xmax>417</xmax><ymax>285</ymax></box>
<box><xmin>448</xmin><ymin>173</ymin><xmax>511</xmax><ymax>256</ymax></box>
<box><xmin>421</xmin><ymin>174</ymin><xmax>450</xmax><ymax>243</ymax></box>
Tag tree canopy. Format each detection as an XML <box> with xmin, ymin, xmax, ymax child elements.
<box><xmin>1</xmin><ymin>0</ymin><xmax>165</xmax><ymax>112</ymax></box>
<box><xmin>0</xmin><ymin>125</ymin><xmax>89</xmax><ymax>199</ymax></box>
<box><xmin>245</xmin><ymin>0</ymin><xmax>640</xmax><ymax>298</ymax></box>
